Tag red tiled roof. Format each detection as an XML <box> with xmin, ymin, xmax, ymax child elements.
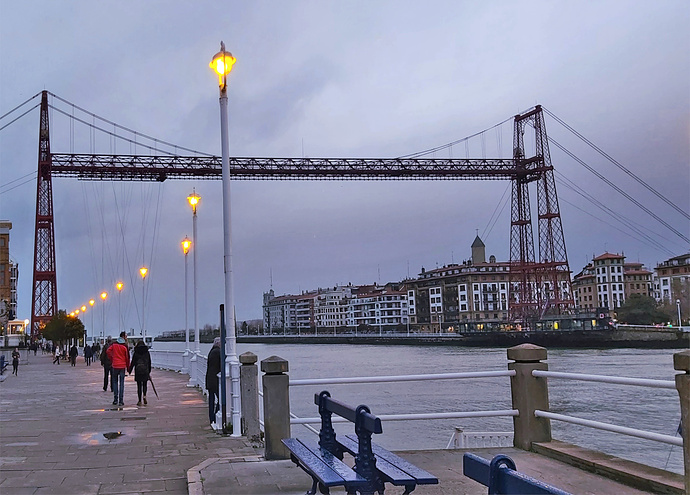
<box><xmin>593</xmin><ymin>252</ymin><xmax>624</xmax><ymax>261</ymax></box>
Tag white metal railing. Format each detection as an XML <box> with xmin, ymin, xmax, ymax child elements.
<box><xmin>445</xmin><ymin>428</ymin><xmax>513</xmax><ymax>449</ymax></box>
<box><xmin>285</xmin><ymin>369</ymin><xmax>518</xmax><ymax>443</ymax></box>
<box><xmin>532</xmin><ymin>369</ymin><xmax>681</xmax><ymax>447</ymax></box>
<box><xmin>532</xmin><ymin>370</ymin><xmax>676</xmax><ymax>389</ymax></box>
<box><xmin>290</xmin><ymin>370</ymin><xmax>515</xmax><ymax>386</ymax></box>
<box><xmin>150</xmin><ymin>349</ymin><xmax>185</xmax><ymax>371</ymax></box>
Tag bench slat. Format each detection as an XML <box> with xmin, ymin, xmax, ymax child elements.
<box><xmin>282</xmin><ymin>438</ymin><xmax>367</xmax><ymax>488</ymax></box>
<box><xmin>463</xmin><ymin>453</ymin><xmax>571</xmax><ymax>495</ymax></box>
<box><xmin>342</xmin><ymin>435</ymin><xmax>438</xmax><ymax>485</ymax></box>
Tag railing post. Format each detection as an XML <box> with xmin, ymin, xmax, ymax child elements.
<box><xmin>240</xmin><ymin>351</ymin><xmax>260</xmax><ymax>440</ymax></box>
<box><xmin>261</xmin><ymin>355</ymin><xmax>290</xmax><ymax>460</ymax></box>
<box><xmin>508</xmin><ymin>343</ymin><xmax>551</xmax><ymax>450</ymax></box>
<box><xmin>673</xmin><ymin>350</ymin><xmax>690</xmax><ymax>495</ymax></box>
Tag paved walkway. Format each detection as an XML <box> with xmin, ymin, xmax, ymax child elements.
<box><xmin>0</xmin><ymin>352</ymin><xmax>261</xmax><ymax>494</ymax></box>
<box><xmin>1</xmin><ymin>352</ymin><xmax>681</xmax><ymax>494</ymax></box>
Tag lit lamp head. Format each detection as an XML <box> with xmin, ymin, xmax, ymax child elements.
<box><xmin>75</xmin><ymin>309</ymin><xmax>80</xmax><ymax>315</ymax></box>
<box><xmin>210</xmin><ymin>41</ymin><xmax>236</xmax><ymax>91</ymax></box>
<box><xmin>140</xmin><ymin>267</ymin><xmax>148</xmax><ymax>279</ymax></box>
<box><xmin>89</xmin><ymin>299</ymin><xmax>95</xmax><ymax>307</ymax></box>
<box><xmin>100</xmin><ymin>292</ymin><xmax>108</xmax><ymax>301</ymax></box>
<box><xmin>81</xmin><ymin>305</ymin><xmax>87</xmax><ymax>312</ymax></box>
<box><xmin>181</xmin><ymin>236</ymin><xmax>191</xmax><ymax>255</ymax></box>
<box><xmin>187</xmin><ymin>189</ymin><xmax>201</xmax><ymax>214</ymax></box>
<box><xmin>70</xmin><ymin>312</ymin><xmax>75</xmax><ymax>317</ymax></box>
<box><xmin>116</xmin><ymin>282</ymin><xmax>124</xmax><ymax>292</ymax></box>
<box><xmin>24</xmin><ymin>319</ymin><xmax>29</xmax><ymax>331</ymax></box>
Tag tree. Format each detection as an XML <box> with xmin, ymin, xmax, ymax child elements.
<box><xmin>616</xmin><ymin>295</ymin><xmax>669</xmax><ymax>325</ymax></box>
<box><xmin>42</xmin><ymin>310</ymin><xmax>85</xmax><ymax>344</ymax></box>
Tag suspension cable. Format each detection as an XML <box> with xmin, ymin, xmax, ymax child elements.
<box><xmin>544</xmin><ymin>107</ymin><xmax>689</xmax><ymax>221</ymax></box>
<box><xmin>48</xmin><ymin>92</ymin><xmax>212</xmax><ymax>156</ymax></box>
<box><xmin>549</xmin><ymin>137</ymin><xmax>689</xmax><ymax>244</ymax></box>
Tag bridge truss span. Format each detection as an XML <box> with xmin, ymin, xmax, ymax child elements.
<box><xmin>50</xmin><ymin>154</ymin><xmax>529</xmax><ymax>182</ymax></box>
<box><xmin>30</xmin><ymin>91</ymin><xmax>573</xmax><ymax>333</ymax></box>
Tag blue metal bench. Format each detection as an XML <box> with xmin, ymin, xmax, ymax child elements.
<box><xmin>463</xmin><ymin>453</ymin><xmax>571</xmax><ymax>495</ymax></box>
<box><xmin>283</xmin><ymin>391</ymin><xmax>438</xmax><ymax>495</ymax></box>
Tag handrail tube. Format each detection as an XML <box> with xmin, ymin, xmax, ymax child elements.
<box><xmin>534</xmin><ymin>410</ymin><xmax>683</xmax><ymax>446</ymax></box>
<box><xmin>291</xmin><ymin>409</ymin><xmax>519</xmax><ymax>424</ymax></box>
<box><xmin>290</xmin><ymin>370</ymin><xmax>516</xmax><ymax>386</ymax></box>
<box><xmin>532</xmin><ymin>370</ymin><xmax>676</xmax><ymax>389</ymax></box>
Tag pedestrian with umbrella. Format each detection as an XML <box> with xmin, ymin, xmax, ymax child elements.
<box><xmin>128</xmin><ymin>340</ymin><xmax>151</xmax><ymax>406</ymax></box>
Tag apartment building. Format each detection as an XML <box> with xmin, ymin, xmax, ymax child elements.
<box><xmin>655</xmin><ymin>253</ymin><xmax>690</xmax><ymax>303</ymax></box>
<box><xmin>623</xmin><ymin>262</ymin><xmax>653</xmax><ymax>298</ymax></box>
<box><xmin>0</xmin><ymin>221</ymin><xmax>17</xmax><ymax>326</ymax></box>
<box><xmin>346</xmin><ymin>284</ymin><xmax>408</xmax><ymax>331</ymax></box>
<box><xmin>572</xmin><ymin>263</ymin><xmax>597</xmax><ymax>311</ymax></box>
<box><xmin>408</xmin><ymin>236</ymin><xmax>510</xmax><ymax>331</ymax></box>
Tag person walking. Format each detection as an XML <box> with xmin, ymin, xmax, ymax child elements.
<box><xmin>11</xmin><ymin>348</ymin><xmax>20</xmax><ymax>376</ymax></box>
<box><xmin>128</xmin><ymin>341</ymin><xmax>151</xmax><ymax>406</ymax></box>
<box><xmin>69</xmin><ymin>344</ymin><xmax>78</xmax><ymax>366</ymax></box>
<box><xmin>205</xmin><ymin>337</ymin><xmax>222</xmax><ymax>425</ymax></box>
<box><xmin>84</xmin><ymin>344</ymin><xmax>92</xmax><ymax>366</ymax></box>
<box><xmin>100</xmin><ymin>337</ymin><xmax>113</xmax><ymax>392</ymax></box>
<box><xmin>52</xmin><ymin>344</ymin><xmax>60</xmax><ymax>364</ymax></box>
<box><xmin>107</xmin><ymin>332</ymin><xmax>130</xmax><ymax>406</ymax></box>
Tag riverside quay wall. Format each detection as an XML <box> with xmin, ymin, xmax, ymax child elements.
<box><xmin>237</xmin><ymin>326</ymin><xmax>690</xmax><ymax>348</ymax></box>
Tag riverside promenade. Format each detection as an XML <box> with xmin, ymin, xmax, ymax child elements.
<box><xmin>0</xmin><ymin>352</ymin><xmax>682</xmax><ymax>494</ymax></box>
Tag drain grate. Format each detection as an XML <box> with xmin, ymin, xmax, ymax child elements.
<box><xmin>121</xmin><ymin>416</ymin><xmax>146</xmax><ymax>421</ymax></box>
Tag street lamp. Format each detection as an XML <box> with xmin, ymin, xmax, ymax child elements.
<box><xmin>100</xmin><ymin>292</ymin><xmax>108</xmax><ymax>341</ymax></box>
<box><xmin>677</xmin><ymin>299</ymin><xmax>682</xmax><ymax>327</ymax></box>
<box><xmin>210</xmin><ymin>41</ymin><xmax>240</xmax><ymax>436</ymax></box>
<box><xmin>187</xmin><ymin>190</ymin><xmax>201</xmax><ymax>358</ymax></box>
<box><xmin>116</xmin><ymin>282</ymin><xmax>124</xmax><ymax>334</ymax></box>
<box><xmin>181</xmin><ymin>236</ymin><xmax>191</xmax><ymax>373</ymax></box>
<box><xmin>140</xmin><ymin>267</ymin><xmax>148</xmax><ymax>338</ymax></box>
<box><xmin>89</xmin><ymin>299</ymin><xmax>95</xmax><ymax>342</ymax></box>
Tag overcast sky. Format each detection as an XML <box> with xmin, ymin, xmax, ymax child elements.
<box><xmin>1</xmin><ymin>1</ymin><xmax>688</xmax><ymax>336</ymax></box>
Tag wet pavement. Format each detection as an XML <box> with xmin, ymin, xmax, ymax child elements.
<box><xmin>0</xmin><ymin>352</ymin><xmax>260</xmax><ymax>494</ymax></box>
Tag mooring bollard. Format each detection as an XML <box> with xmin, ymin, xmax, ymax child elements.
<box><xmin>673</xmin><ymin>350</ymin><xmax>690</xmax><ymax>495</ymax></box>
<box><xmin>261</xmin><ymin>355</ymin><xmax>290</xmax><ymax>460</ymax></box>
<box><xmin>508</xmin><ymin>343</ymin><xmax>552</xmax><ymax>450</ymax></box>
<box><xmin>240</xmin><ymin>351</ymin><xmax>260</xmax><ymax>439</ymax></box>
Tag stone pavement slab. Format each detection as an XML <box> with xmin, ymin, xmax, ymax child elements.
<box><xmin>0</xmin><ymin>353</ymin><xmax>261</xmax><ymax>494</ymax></box>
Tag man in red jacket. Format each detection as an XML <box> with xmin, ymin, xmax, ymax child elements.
<box><xmin>107</xmin><ymin>331</ymin><xmax>131</xmax><ymax>406</ymax></box>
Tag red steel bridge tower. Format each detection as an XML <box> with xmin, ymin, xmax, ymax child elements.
<box><xmin>29</xmin><ymin>91</ymin><xmax>573</xmax><ymax>335</ymax></box>
<box><xmin>30</xmin><ymin>91</ymin><xmax>58</xmax><ymax>335</ymax></box>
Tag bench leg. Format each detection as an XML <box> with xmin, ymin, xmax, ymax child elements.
<box><xmin>401</xmin><ymin>484</ymin><xmax>416</xmax><ymax>495</ymax></box>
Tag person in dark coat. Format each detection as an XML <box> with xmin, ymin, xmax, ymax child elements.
<box><xmin>205</xmin><ymin>337</ymin><xmax>222</xmax><ymax>425</ymax></box>
<box><xmin>128</xmin><ymin>340</ymin><xmax>151</xmax><ymax>406</ymax></box>
<box><xmin>100</xmin><ymin>337</ymin><xmax>113</xmax><ymax>391</ymax></box>
<box><xmin>69</xmin><ymin>344</ymin><xmax>78</xmax><ymax>366</ymax></box>
<box><xmin>83</xmin><ymin>344</ymin><xmax>92</xmax><ymax>366</ymax></box>
<box><xmin>11</xmin><ymin>348</ymin><xmax>20</xmax><ymax>375</ymax></box>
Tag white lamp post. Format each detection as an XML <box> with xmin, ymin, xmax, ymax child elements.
<box><xmin>116</xmin><ymin>282</ymin><xmax>124</xmax><ymax>334</ymax></box>
<box><xmin>100</xmin><ymin>292</ymin><xmax>108</xmax><ymax>341</ymax></box>
<box><xmin>140</xmin><ymin>267</ymin><xmax>148</xmax><ymax>338</ymax></box>
<box><xmin>182</xmin><ymin>236</ymin><xmax>191</xmax><ymax>374</ymax></box>
<box><xmin>677</xmin><ymin>299</ymin><xmax>682</xmax><ymax>327</ymax></box>
<box><xmin>187</xmin><ymin>190</ymin><xmax>201</xmax><ymax>355</ymax></box>
<box><xmin>210</xmin><ymin>41</ymin><xmax>240</xmax><ymax>436</ymax></box>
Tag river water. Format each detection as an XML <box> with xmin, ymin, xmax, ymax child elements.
<box><xmin>155</xmin><ymin>342</ymin><xmax>684</xmax><ymax>475</ymax></box>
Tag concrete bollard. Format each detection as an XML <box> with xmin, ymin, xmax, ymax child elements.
<box><xmin>240</xmin><ymin>352</ymin><xmax>260</xmax><ymax>440</ymax></box>
<box><xmin>673</xmin><ymin>350</ymin><xmax>690</xmax><ymax>495</ymax></box>
<box><xmin>261</xmin><ymin>355</ymin><xmax>290</xmax><ymax>460</ymax></box>
<box><xmin>508</xmin><ymin>343</ymin><xmax>552</xmax><ymax>450</ymax></box>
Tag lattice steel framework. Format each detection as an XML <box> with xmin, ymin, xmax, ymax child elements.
<box><xmin>31</xmin><ymin>92</ymin><xmax>572</xmax><ymax>332</ymax></box>
<box><xmin>30</xmin><ymin>91</ymin><xmax>58</xmax><ymax>336</ymax></box>
<box><xmin>510</xmin><ymin>107</ymin><xmax>573</xmax><ymax>322</ymax></box>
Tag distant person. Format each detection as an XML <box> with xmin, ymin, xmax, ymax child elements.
<box><xmin>107</xmin><ymin>332</ymin><xmax>130</xmax><ymax>406</ymax></box>
<box><xmin>52</xmin><ymin>345</ymin><xmax>60</xmax><ymax>364</ymax></box>
<box><xmin>84</xmin><ymin>344</ymin><xmax>92</xmax><ymax>366</ymax></box>
<box><xmin>69</xmin><ymin>344</ymin><xmax>78</xmax><ymax>366</ymax></box>
<box><xmin>205</xmin><ymin>337</ymin><xmax>222</xmax><ymax>425</ymax></box>
<box><xmin>128</xmin><ymin>340</ymin><xmax>151</xmax><ymax>406</ymax></box>
<box><xmin>11</xmin><ymin>348</ymin><xmax>20</xmax><ymax>376</ymax></box>
<box><xmin>100</xmin><ymin>337</ymin><xmax>113</xmax><ymax>392</ymax></box>
<box><xmin>92</xmin><ymin>342</ymin><xmax>99</xmax><ymax>360</ymax></box>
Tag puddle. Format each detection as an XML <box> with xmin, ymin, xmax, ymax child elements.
<box><xmin>120</xmin><ymin>416</ymin><xmax>146</xmax><ymax>421</ymax></box>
